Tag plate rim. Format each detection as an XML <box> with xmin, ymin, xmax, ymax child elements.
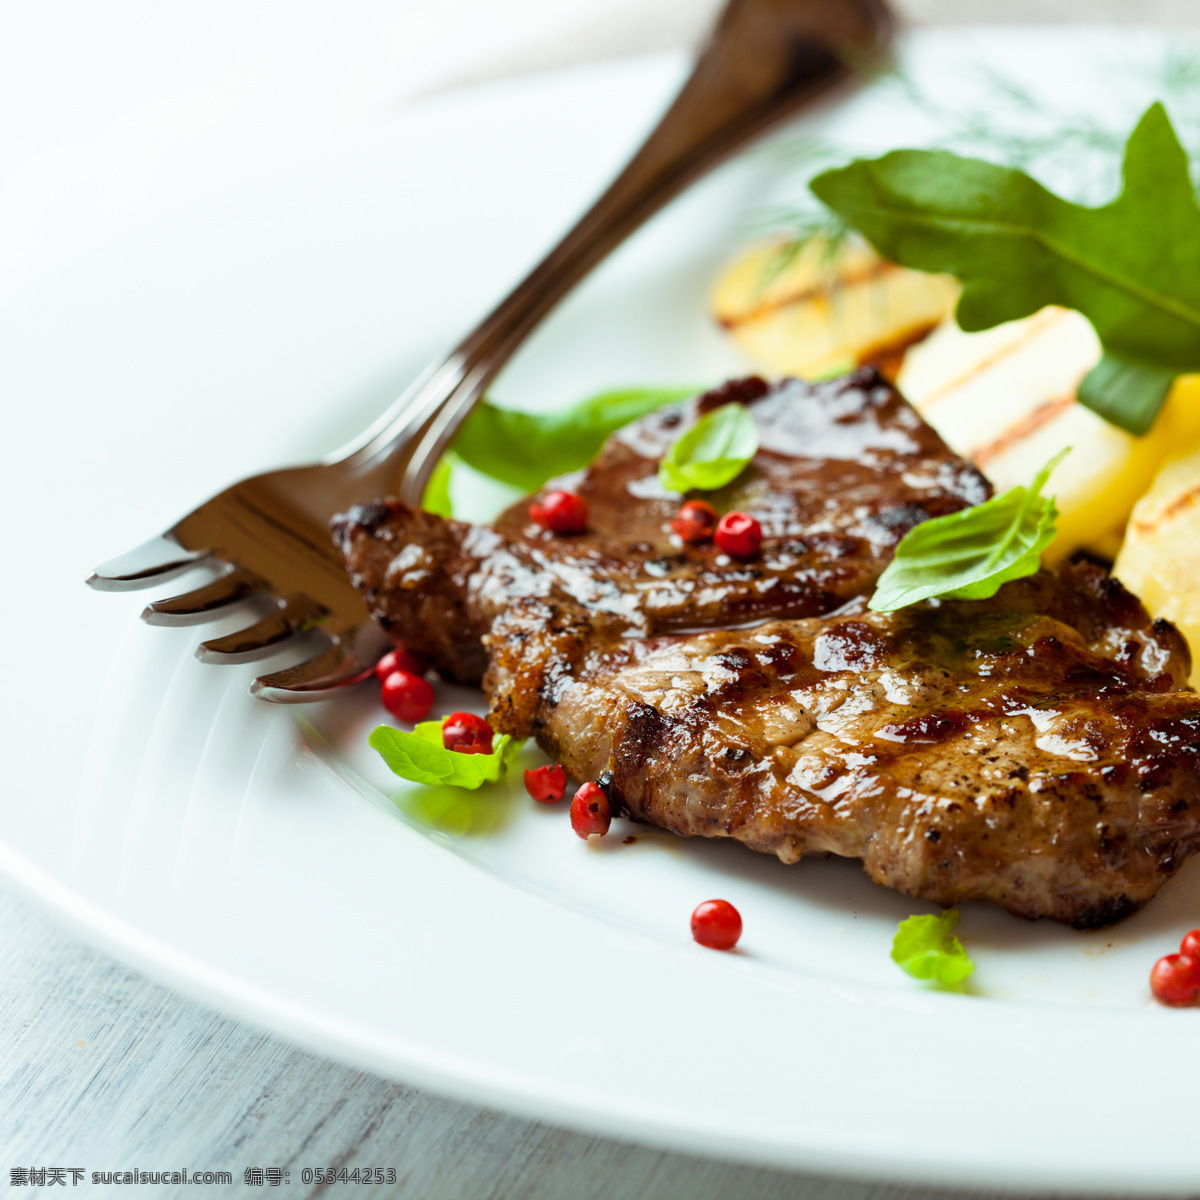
<box><xmin>5</xmin><ymin>38</ymin><xmax>1200</xmax><ymax>1196</ymax></box>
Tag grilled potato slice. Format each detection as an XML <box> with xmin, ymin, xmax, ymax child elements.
<box><xmin>710</xmin><ymin>236</ymin><xmax>959</xmax><ymax>379</ymax></box>
<box><xmin>898</xmin><ymin>309</ymin><xmax>1200</xmax><ymax>560</ymax></box>
<box><xmin>712</xmin><ymin>239</ymin><xmax>1200</xmax><ymax>565</ymax></box>
<box><xmin>1114</xmin><ymin>437</ymin><xmax>1200</xmax><ymax>687</ymax></box>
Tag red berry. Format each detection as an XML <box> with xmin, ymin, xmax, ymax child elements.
<box><xmin>691</xmin><ymin>899</ymin><xmax>742</xmax><ymax>950</ymax></box>
<box><xmin>375</xmin><ymin>646</ymin><xmax>429</xmax><ymax>682</ymax></box>
<box><xmin>380</xmin><ymin>670</ymin><xmax>435</xmax><ymax>724</ymax></box>
<box><xmin>525</xmin><ymin>763</ymin><xmax>567</xmax><ymax>803</ymax></box>
<box><xmin>1181</xmin><ymin>929</ymin><xmax>1200</xmax><ymax>959</ymax></box>
<box><xmin>714</xmin><ymin>511</ymin><xmax>762</xmax><ymax>559</ymax></box>
<box><xmin>442</xmin><ymin>711</ymin><xmax>494</xmax><ymax>755</ymax></box>
<box><xmin>570</xmin><ymin>781</ymin><xmax>611</xmax><ymax>838</ymax></box>
<box><xmin>1150</xmin><ymin>953</ymin><xmax>1200</xmax><ymax>1006</ymax></box>
<box><xmin>671</xmin><ymin>499</ymin><xmax>718</xmax><ymax>544</ymax></box>
<box><xmin>531</xmin><ymin>490</ymin><xmax>588</xmax><ymax>535</ymax></box>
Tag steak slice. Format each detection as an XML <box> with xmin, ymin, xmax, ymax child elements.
<box><xmin>488</xmin><ymin>558</ymin><xmax>1200</xmax><ymax>927</ymax></box>
<box><xmin>335</xmin><ymin>368</ymin><xmax>1200</xmax><ymax>925</ymax></box>
<box><xmin>333</xmin><ymin>369</ymin><xmax>990</xmax><ymax>682</ymax></box>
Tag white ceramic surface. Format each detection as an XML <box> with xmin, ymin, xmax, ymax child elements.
<box><xmin>3</xmin><ymin>31</ymin><xmax>1199</xmax><ymax>1194</ymax></box>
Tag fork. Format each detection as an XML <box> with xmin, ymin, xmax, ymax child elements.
<box><xmin>87</xmin><ymin>0</ymin><xmax>892</xmax><ymax>702</ymax></box>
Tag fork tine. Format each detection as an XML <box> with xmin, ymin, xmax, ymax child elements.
<box><xmin>87</xmin><ymin>535</ymin><xmax>212</xmax><ymax>592</ymax></box>
<box><xmin>252</xmin><ymin>621</ymin><xmax>392</xmax><ymax>701</ymax></box>
<box><xmin>195</xmin><ymin>594</ymin><xmax>325</xmax><ymax>664</ymax></box>
<box><xmin>252</xmin><ymin>645</ymin><xmax>369</xmax><ymax>701</ymax></box>
<box><xmin>141</xmin><ymin>566</ymin><xmax>266</xmax><ymax>627</ymax></box>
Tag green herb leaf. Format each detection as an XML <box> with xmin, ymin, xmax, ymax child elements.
<box><xmin>369</xmin><ymin>720</ymin><xmax>524</xmax><ymax>790</ymax></box>
<box><xmin>1076</xmin><ymin>352</ymin><xmax>1180</xmax><ymax>436</ymax></box>
<box><xmin>421</xmin><ymin>454</ymin><xmax>454</xmax><ymax>518</ymax></box>
<box><xmin>451</xmin><ymin>386</ymin><xmax>699</xmax><ymax>493</ymax></box>
<box><xmin>658</xmin><ymin>403</ymin><xmax>759</xmax><ymax>493</ymax></box>
<box><xmin>869</xmin><ymin>451</ymin><xmax>1065</xmax><ymax>612</ymax></box>
<box><xmin>892</xmin><ymin>910</ymin><xmax>975</xmax><ymax>986</ymax></box>
<box><xmin>811</xmin><ymin>103</ymin><xmax>1200</xmax><ymax>434</ymax></box>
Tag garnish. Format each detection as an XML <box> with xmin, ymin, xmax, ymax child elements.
<box><xmin>713</xmin><ymin>510</ymin><xmax>762</xmax><ymax>559</ymax></box>
<box><xmin>869</xmin><ymin>452</ymin><xmax>1064</xmax><ymax>612</ymax></box>
<box><xmin>370</xmin><ymin>720</ymin><xmax>525</xmax><ymax>790</ymax></box>
<box><xmin>811</xmin><ymin>103</ymin><xmax>1200</xmax><ymax>435</ymax></box>
<box><xmin>374</xmin><ymin>646</ymin><xmax>429</xmax><ymax>682</ymax></box>
<box><xmin>1151</xmin><ymin>954</ymin><xmax>1200</xmax><ymax>1006</ymax></box>
<box><xmin>524</xmin><ymin>763</ymin><xmax>567</xmax><ymax>804</ymax></box>
<box><xmin>659</xmin><ymin>403</ymin><xmax>758</xmax><ymax>493</ymax></box>
<box><xmin>441</xmin><ymin>711</ymin><xmax>495</xmax><ymax>755</ymax></box>
<box><xmin>891</xmin><ymin>910</ymin><xmax>975</xmax><ymax>986</ymax></box>
<box><xmin>691</xmin><ymin>899</ymin><xmax>742</xmax><ymax>951</ymax></box>
<box><xmin>570</xmin><ymin>781</ymin><xmax>611</xmax><ymax>838</ymax></box>
<box><xmin>379</xmin><ymin>670</ymin><xmax>435</xmax><ymax>724</ymax></box>
<box><xmin>421</xmin><ymin>454</ymin><xmax>454</xmax><ymax>517</ymax></box>
<box><xmin>752</xmin><ymin>53</ymin><xmax>1200</xmax><ymax>299</ymax></box>
<box><xmin>530</xmin><ymin>489</ymin><xmax>588</xmax><ymax>535</ymax></box>
<box><xmin>671</xmin><ymin>499</ymin><xmax>719</xmax><ymax>544</ymax></box>
<box><xmin>453</xmin><ymin>386</ymin><xmax>698</xmax><ymax>493</ymax></box>
<box><xmin>1150</xmin><ymin>928</ymin><xmax>1200</xmax><ymax>1006</ymax></box>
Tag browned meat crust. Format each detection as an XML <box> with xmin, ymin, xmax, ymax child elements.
<box><xmin>333</xmin><ymin>370</ymin><xmax>1200</xmax><ymax>926</ymax></box>
<box><xmin>488</xmin><ymin>560</ymin><xmax>1198</xmax><ymax>928</ymax></box>
<box><xmin>332</xmin><ymin>371</ymin><xmax>990</xmax><ymax>682</ymax></box>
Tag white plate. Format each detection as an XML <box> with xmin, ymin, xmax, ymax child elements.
<box><xmin>4</xmin><ymin>28</ymin><xmax>1200</xmax><ymax>1195</ymax></box>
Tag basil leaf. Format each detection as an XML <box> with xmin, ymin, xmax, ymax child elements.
<box><xmin>658</xmin><ymin>403</ymin><xmax>759</xmax><ymax>493</ymax></box>
<box><xmin>811</xmin><ymin>103</ymin><xmax>1200</xmax><ymax>434</ymax></box>
<box><xmin>892</xmin><ymin>910</ymin><xmax>975</xmax><ymax>986</ymax></box>
<box><xmin>369</xmin><ymin>720</ymin><xmax>524</xmax><ymax>790</ymax></box>
<box><xmin>452</xmin><ymin>386</ymin><xmax>698</xmax><ymax>493</ymax></box>
<box><xmin>869</xmin><ymin>451</ymin><xmax>1065</xmax><ymax>612</ymax></box>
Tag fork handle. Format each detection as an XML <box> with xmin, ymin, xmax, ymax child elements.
<box><xmin>336</xmin><ymin>0</ymin><xmax>892</xmax><ymax>504</ymax></box>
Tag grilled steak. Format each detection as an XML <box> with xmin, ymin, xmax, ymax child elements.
<box><xmin>334</xmin><ymin>369</ymin><xmax>1200</xmax><ymax>925</ymax></box>
<box><xmin>487</xmin><ymin>558</ymin><xmax>1199</xmax><ymax>927</ymax></box>
<box><xmin>333</xmin><ymin>370</ymin><xmax>990</xmax><ymax>682</ymax></box>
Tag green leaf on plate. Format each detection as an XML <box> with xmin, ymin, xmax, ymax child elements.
<box><xmin>869</xmin><ymin>451</ymin><xmax>1065</xmax><ymax>612</ymax></box>
<box><xmin>451</xmin><ymin>386</ymin><xmax>699</xmax><ymax>493</ymax></box>
<box><xmin>369</xmin><ymin>720</ymin><xmax>525</xmax><ymax>790</ymax></box>
<box><xmin>810</xmin><ymin>103</ymin><xmax>1200</xmax><ymax>434</ymax></box>
<box><xmin>658</xmin><ymin>402</ymin><xmax>759</xmax><ymax>493</ymax></box>
<box><xmin>421</xmin><ymin>453</ymin><xmax>454</xmax><ymax>518</ymax></box>
<box><xmin>892</xmin><ymin>910</ymin><xmax>975</xmax><ymax>986</ymax></box>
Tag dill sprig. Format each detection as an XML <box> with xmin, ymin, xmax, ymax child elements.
<box><xmin>750</xmin><ymin>41</ymin><xmax>1200</xmax><ymax>273</ymax></box>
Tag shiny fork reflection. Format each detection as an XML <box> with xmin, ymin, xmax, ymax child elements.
<box><xmin>88</xmin><ymin>0</ymin><xmax>893</xmax><ymax>701</ymax></box>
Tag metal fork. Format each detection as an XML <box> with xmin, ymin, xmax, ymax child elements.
<box><xmin>87</xmin><ymin>0</ymin><xmax>892</xmax><ymax>702</ymax></box>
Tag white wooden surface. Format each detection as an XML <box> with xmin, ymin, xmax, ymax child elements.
<box><xmin>4</xmin><ymin>3</ymin><xmax>1194</xmax><ymax>1197</ymax></box>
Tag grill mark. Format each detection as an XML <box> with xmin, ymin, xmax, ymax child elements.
<box><xmin>972</xmin><ymin>392</ymin><xmax>1077</xmax><ymax>467</ymax></box>
<box><xmin>908</xmin><ymin>305</ymin><xmax>1072</xmax><ymax>414</ymax></box>
<box><xmin>718</xmin><ymin>258</ymin><xmax>897</xmax><ymax>329</ymax></box>
<box><xmin>1132</xmin><ymin>481</ymin><xmax>1200</xmax><ymax>534</ymax></box>
<box><xmin>609</xmin><ymin>701</ymin><xmax>670</xmax><ymax>816</ymax></box>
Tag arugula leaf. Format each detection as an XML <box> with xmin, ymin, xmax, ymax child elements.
<box><xmin>892</xmin><ymin>910</ymin><xmax>975</xmax><ymax>986</ymax></box>
<box><xmin>869</xmin><ymin>451</ymin><xmax>1065</xmax><ymax>612</ymax></box>
<box><xmin>1075</xmin><ymin>352</ymin><xmax>1180</xmax><ymax>436</ymax></box>
<box><xmin>369</xmin><ymin>720</ymin><xmax>524</xmax><ymax>790</ymax></box>
<box><xmin>451</xmin><ymin>386</ymin><xmax>698</xmax><ymax>493</ymax></box>
<box><xmin>659</xmin><ymin>403</ymin><xmax>759</xmax><ymax>493</ymax></box>
<box><xmin>811</xmin><ymin>103</ymin><xmax>1200</xmax><ymax>434</ymax></box>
